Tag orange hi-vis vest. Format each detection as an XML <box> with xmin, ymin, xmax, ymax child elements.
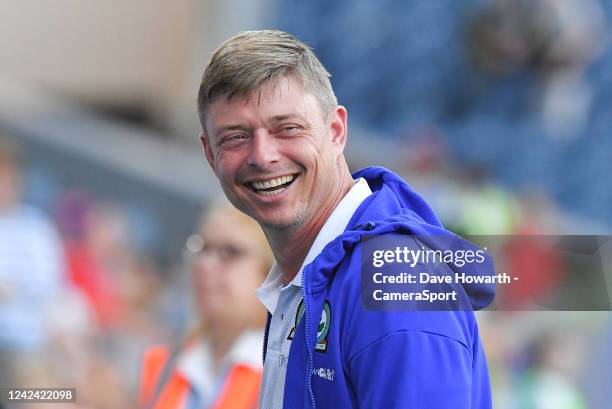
<box><xmin>140</xmin><ymin>345</ymin><xmax>262</xmax><ymax>409</ymax></box>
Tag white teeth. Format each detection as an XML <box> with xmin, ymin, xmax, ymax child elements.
<box><xmin>251</xmin><ymin>175</ymin><xmax>294</xmax><ymax>191</ymax></box>
<box><xmin>260</xmin><ymin>189</ymin><xmax>284</xmax><ymax>196</ymax></box>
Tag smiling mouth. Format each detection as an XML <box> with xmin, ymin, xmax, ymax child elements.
<box><xmin>247</xmin><ymin>174</ymin><xmax>298</xmax><ymax>196</ymax></box>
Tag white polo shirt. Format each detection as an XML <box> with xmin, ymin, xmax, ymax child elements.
<box><xmin>256</xmin><ymin>178</ymin><xmax>372</xmax><ymax>409</ymax></box>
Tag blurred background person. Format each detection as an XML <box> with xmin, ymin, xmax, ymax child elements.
<box><xmin>53</xmin><ymin>194</ymin><xmax>165</xmax><ymax>409</ymax></box>
<box><xmin>512</xmin><ymin>332</ymin><xmax>587</xmax><ymax>409</ymax></box>
<box><xmin>0</xmin><ymin>135</ymin><xmax>68</xmax><ymax>386</ymax></box>
<box><xmin>464</xmin><ymin>0</ymin><xmax>605</xmax><ymax>139</ymax></box>
<box><xmin>56</xmin><ymin>193</ymin><xmax>130</xmax><ymax>330</ymax></box>
<box><xmin>140</xmin><ymin>201</ymin><xmax>272</xmax><ymax>409</ymax></box>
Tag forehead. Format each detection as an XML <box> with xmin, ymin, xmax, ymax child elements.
<box><xmin>201</xmin><ymin>209</ymin><xmax>257</xmax><ymax>247</ymax></box>
<box><xmin>205</xmin><ymin>74</ymin><xmax>323</xmax><ymax>132</ymax></box>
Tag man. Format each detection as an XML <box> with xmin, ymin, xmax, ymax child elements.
<box><xmin>197</xmin><ymin>30</ymin><xmax>495</xmax><ymax>408</ymax></box>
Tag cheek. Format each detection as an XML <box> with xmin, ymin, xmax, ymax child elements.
<box><xmin>214</xmin><ymin>153</ymin><xmax>240</xmax><ymax>182</ymax></box>
<box><xmin>192</xmin><ymin>262</ymin><xmax>206</xmax><ymax>286</ymax></box>
<box><xmin>301</xmin><ymin>135</ymin><xmax>333</xmax><ymax>170</ymax></box>
<box><xmin>227</xmin><ymin>262</ymin><xmax>263</xmax><ymax>296</ymax></box>
<box><xmin>193</xmin><ymin>272</ymin><xmax>214</xmax><ymax>301</ymax></box>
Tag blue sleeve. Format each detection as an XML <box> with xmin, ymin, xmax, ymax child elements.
<box><xmin>348</xmin><ymin>330</ymin><xmax>475</xmax><ymax>409</ymax></box>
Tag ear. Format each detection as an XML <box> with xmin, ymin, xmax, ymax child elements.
<box><xmin>329</xmin><ymin>105</ymin><xmax>348</xmax><ymax>152</ymax></box>
<box><xmin>199</xmin><ymin>131</ymin><xmax>217</xmax><ymax>175</ymax></box>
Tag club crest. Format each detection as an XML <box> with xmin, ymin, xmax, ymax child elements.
<box><xmin>287</xmin><ymin>299</ymin><xmax>332</xmax><ymax>353</ymax></box>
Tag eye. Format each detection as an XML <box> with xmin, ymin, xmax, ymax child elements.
<box><xmin>218</xmin><ymin>244</ymin><xmax>248</xmax><ymax>262</ymax></box>
<box><xmin>197</xmin><ymin>241</ymin><xmax>249</xmax><ymax>263</ymax></box>
<box><xmin>278</xmin><ymin>124</ymin><xmax>302</xmax><ymax>136</ymax></box>
<box><xmin>219</xmin><ymin>133</ymin><xmax>248</xmax><ymax>148</ymax></box>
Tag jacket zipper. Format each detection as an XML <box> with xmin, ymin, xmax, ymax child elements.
<box><xmin>302</xmin><ymin>264</ymin><xmax>317</xmax><ymax>409</ymax></box>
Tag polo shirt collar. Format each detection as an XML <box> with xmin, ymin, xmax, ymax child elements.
<box><xmin>256</xmin><ymin>178</ymin><xmax>372</xmax><ymax>314</ymax></box>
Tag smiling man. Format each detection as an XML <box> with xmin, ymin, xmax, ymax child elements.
<box><xmin>197</xmin><ymin>30</ymin><xmax>495</xmax><ymax>409</ymax></box>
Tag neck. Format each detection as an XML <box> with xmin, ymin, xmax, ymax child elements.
<box><xmin>265</xmin><ymin>164</ymin><xmax>354</xmax><ymax>283</ymax></box>
<box><xmin>208</xmin><ymin>321</ymin><xmax>245</xmax><ymax>372</ymax></box>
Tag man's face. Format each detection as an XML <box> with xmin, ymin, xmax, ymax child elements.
<box><xmin>200</xmin><ymin>74</ymin><xmax>347</xmax><ymax>231</ymax></box>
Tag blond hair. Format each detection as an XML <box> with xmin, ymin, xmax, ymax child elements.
<box><xmin>197</xmin><ymin>30</ymin><xmax>337</xmax><ymax>127</ymax></box>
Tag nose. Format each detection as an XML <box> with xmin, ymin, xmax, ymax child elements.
<box><xmin>247</xmin><ymin>128</ymin><xmax>280</xmax><ymax>169</ymax></box>
<box><xmin>194</xmin><ymin>256</ymin><xmax>220</xmax><ymax>287</ymax></box>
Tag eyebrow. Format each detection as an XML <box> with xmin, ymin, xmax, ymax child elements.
<box><xmin>268</xmin><ymin>114</ymin><xmax>307</xmax><ymax>124</ymax></box>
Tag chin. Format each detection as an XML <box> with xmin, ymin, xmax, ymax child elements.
<box><xmin>234</xmin><ymin>196</ymin><xmax>308</xmax><ymax>231</ymax></box>
<box><xmin>259</xmin><ymin>219</ymin><xmax>295</xmax><ymax>231</ymax></box>
<box><xmin>258</xmin><ymin>212</ymin><xmax>306</xmax><ymax>232</ymax></box>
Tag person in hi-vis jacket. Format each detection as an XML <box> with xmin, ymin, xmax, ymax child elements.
<box><xmin>141</xmin><ymin>202</ymin><xmax>273</xmax><ymax>409</ymax></box>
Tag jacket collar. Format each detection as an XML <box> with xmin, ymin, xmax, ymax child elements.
<box><xmin>302</xmin><ymin>166</ymin><xmax>495</xmax><ymax>311</ymax></box>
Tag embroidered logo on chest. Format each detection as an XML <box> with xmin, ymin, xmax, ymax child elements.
<box><xmin>287</xmin><ymin>299</ymin><xmax>332</xmax><ymax>353</ymax></box>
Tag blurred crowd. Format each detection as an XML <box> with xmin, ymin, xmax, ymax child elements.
<box><xmin>279</xmin><ymin>0</ymin><xmax>612</xmax><ymax>226</ymax></box>
<box><xmin>2</xmin><ymin>129</ymin><xmax>610</xmax><ymax>409</ymax></box>
<box><xmin>1</xmin><ymin>0</ymin><xmax>611</xmax><ymax>408</ymax></box>
<box><xmin>0</xmin><ymin>136</ymin><xmax>172</xmax><ymax>408</ymax></box>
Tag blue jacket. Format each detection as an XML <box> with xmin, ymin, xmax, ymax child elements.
<box><xmin>263</xmin><ymin>167</ymin><xmax>496</xmax><ymax>408</ymax></box>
